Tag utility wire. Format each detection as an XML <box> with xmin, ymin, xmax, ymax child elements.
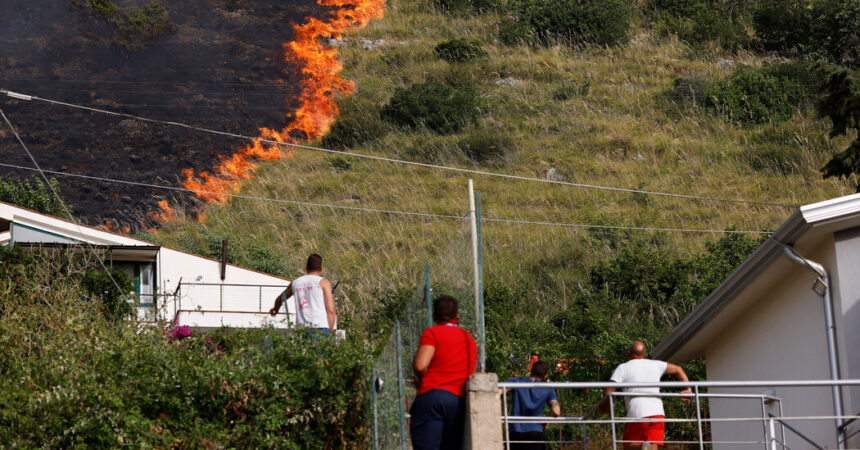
<box><xmin>0</xmin><ymin>162</ymin><xmax>771</xmax><ymax>235</ymax></box>
<box><xmin>0</xmin><ymin>89</ymin><xmax>799</xmax><ymax>208</ymax></box>
<box><xmin>0</xmin><ymin>108</ymin><xmax>129</xmax><ymax>300</ymax></box>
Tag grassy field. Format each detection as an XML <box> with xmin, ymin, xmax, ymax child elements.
<box><xmin>152</xmin><ymin>0</ymin><xmax>854</xmax><ymax>329</ymax></box>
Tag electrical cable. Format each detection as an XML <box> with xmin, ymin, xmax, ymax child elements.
<box><xmin>0</xmin><ymin>162</ymin><xmax>771</xmax><ymax>235</ymax></box>
<box><xmin>0</xmin><ymin>107</ymin><xmax>130</xmax><ymax>301</ymax></box>
<box><xmin>0</xmin><ymin>89</ymin><xmax>800</xmax><ymax>208</ymax></box>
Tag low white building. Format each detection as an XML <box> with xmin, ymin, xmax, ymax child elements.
<box><xmin>0</xmin><ymin>200</ymin><xmax>295</xmax><ymax>330</ymax></box>
<box><xmin>654</xmin><ymin>193</ymin><xmax>860</xmax><ymax>449</ymax></box>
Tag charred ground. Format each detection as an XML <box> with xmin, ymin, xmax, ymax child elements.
<box><xmin>0</xmin><ymin>0</ymin><xmax>332</xmax><ymax>229</ymax></box>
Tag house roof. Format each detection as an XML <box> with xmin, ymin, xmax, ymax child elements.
<box><xmin>0</xmin><ymin>200</ymin><xmax>290</xmax><ymax>281</ymax></box>
<box><xmin>653</xmin><ymin>192</ymin><xmax>860</xmax><ymax>363</ymax></box>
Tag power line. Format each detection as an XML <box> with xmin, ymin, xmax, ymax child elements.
<box><xmin>0</xmin><ymin>162</ymin><xmax>771</xmax><ymax>236</ymax></box>
<box><xmin>0</xmin><ymin>108</ymin><xmax>130</xmax><ymax>302</ymax></box>
<box><xmin>0</xmin><ymin>89</ymin><xmax>800</xmax><ymax>208</ymax></box>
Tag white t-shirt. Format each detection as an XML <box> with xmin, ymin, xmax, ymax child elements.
<box><xmin>609</xmin><ymin>359</ymin><xmax>668</xmax><ymax>418</ymax></box>
<box><xmin>290</xmin><ymin>274</ymin><xmax>328</xmax><ymax>328</ymax></box>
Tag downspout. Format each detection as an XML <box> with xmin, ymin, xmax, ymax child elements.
<box><xmin>781</xmin><ymin>245</ymin><xmax>845</xmax><ymax>449</ymax></box>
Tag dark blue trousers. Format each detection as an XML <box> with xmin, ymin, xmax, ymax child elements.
<box><xmin>410</xmin><ymin>389</ymin><xmax>465</xmax><ymax>450</ymax></box>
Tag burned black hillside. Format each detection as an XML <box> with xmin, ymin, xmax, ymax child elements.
<box><xmin>0</xmin><ymin>0</ymin><xmax>333</xmax><ymax>230</ymax></box>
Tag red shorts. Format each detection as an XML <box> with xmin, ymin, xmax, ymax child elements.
<box><xmin>623</xmin><ymin>415</ymin><xmax>665</xmax><ymax>447</ymax></box>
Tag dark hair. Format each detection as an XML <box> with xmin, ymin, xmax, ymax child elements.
<box><xmin>433</xmin><ymin>295</ymin><xmax>458</xmax><ymax>323</ymax></box>
<box><xmin>530</xmin><ymin>360</ymin><xmax>549</xmax><ymax>379</ymax></box>
<box><xmin>306</xmin><ymin>254</ymin><xmax>322</xmax><ymax>272</ymax></box>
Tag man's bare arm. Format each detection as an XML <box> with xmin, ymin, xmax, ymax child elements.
<box><xmin>665</xmin><ymin>363</ymin><xmax>692</xmax><ymax>402</ymax></box>
<box><xmin>269</xmin><ymin>284</ymin><xmax>292</xmax><ymax>317</ymax></box>
<box><xmin>548</xmin><ymin>399</ymin><xmax>561</xmax><ymax>417</ymax></box>
<box><xmin>320</xmin><ymin>278</ymin><xmax>336</xmax><ymax>330</ymax></box>
<box><xmin>598</xmin><ymin>385</ymin><xmax>617</xmax><ymax>414</ymax></box>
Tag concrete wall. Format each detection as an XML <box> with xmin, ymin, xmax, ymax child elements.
<box><xmin>704</xmin><ymin>238</ymin><xmax>839</xmax><ymax>449</ymax></box>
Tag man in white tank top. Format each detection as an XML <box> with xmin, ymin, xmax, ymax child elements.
<box><xmin>269</xmin><ymin>254</ymin><xmax>336</xmax><ymax>334</ymax></box>
<box><xmin>601</xmin><ymin>341</ymin><xmax>691</xmax><ymax>449</ymax></box>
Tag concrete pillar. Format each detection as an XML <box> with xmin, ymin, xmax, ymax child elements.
<box><xmin>463</xmin><ymin>373</ymin><xmax>502</xmax><ymax>450</ymax></box>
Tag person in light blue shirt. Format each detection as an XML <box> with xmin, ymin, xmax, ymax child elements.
<box><xmin>504</xmin><ymin>360</ymin><xmax>561</xmax><ymax>450</ymax></box>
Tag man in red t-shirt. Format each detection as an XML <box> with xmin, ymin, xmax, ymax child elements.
<box><xmin>410</xmin><ymin>295</ymin><xmax>477</xmax><ymax>450</ymax></box>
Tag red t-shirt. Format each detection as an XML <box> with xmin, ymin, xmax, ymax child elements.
<box><xmin>416</xmin><ymin>321</ymin><xmax>477</xmax><ymax>397</ymax></box>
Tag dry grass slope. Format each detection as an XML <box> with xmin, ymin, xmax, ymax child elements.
<box><xmin>152</xmin><ymin>0</ymin><xmax>853</xmax><ymax>325</ymax></box>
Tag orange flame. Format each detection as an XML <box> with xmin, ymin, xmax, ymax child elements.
<box><xmin>148</xmin><ymin>199</ymin><xmax>178</xmax><ymax>223</ymax></box>
<box><xmin>178</xmin><ymin>0</ymin><xmax>386</xmax><ymax>206</ymax></box>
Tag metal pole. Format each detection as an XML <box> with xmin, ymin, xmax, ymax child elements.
<box><xmin>425</xmin><ymin>264</ymin><xmax>432</xmax><ymax>328</ymax></box>
<box><xmin>778</xmin><ymin>399</ymin><xmax>786</xmax><ymax>450</ymax></box>
<box><xmin>583</xmin><ymin>421</ymin><xmax>588</xmax><ymax>450</ymax></box>
<box><xmin>258</xmin><ymin>285</ymin><xmax>262</xmax><ymax>312</ymax></box>
<box><xmin>475</xmin><ymin>192</ymin><xmax>485</xmax><ymax>372</ymax></box>
<box><xmin>372</xmin><ymin>367</ymin><xmax>379</xmax><ymax>450</ymax></box>
<box><xmin>503</xmin><ymin>386</ymin><xmax>510</xmax><ymax>450</ymax></box>
<box><xmin>610</xmin><ymin>394</ymin><xmax>617</xmax><ymax>450</ymax></box>
<box><xmin>761</xmin><ymin>397</ymin><xmax>768</xmax><ymax>448</ymax></box>
<box><xmin>396</xmin><ymin>320</ymin><xmax>407</xmax><ymax>450</ymax></box>
<box><xmin>769</xmin><ymin>417</ymin><xmax>778</xmax><ymax>450</ymax></box>
<box><xmin>468</xmin><ymin>180</ymin><xmax>480</xmax><ymax>355</ymax></box>
<box><xmin>781</xmin><ymin>246</ymin><xmax>845</xmax><ymax>448</ymax></box>
<box><xmin>282</xmin><ymin>291</ymin><xmax>291</xmax><ymax>326</ymax></box>
<box><xmin>694</xmin><ymin>386</ymin><xmax>704</xmax><ymax>450</ymax></box>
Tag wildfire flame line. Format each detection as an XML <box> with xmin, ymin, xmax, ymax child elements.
<box><xmin>177</xmin><ymin>0</ymin><xmax>386</xmax><ymax>207</ymax></box>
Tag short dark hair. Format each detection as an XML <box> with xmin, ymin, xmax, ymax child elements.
<box><xmin>433</xmin><ymin>295</ymin><xmax>458</xmax><ymax>323</ymax></box>
<box><xmin>530</xmin><ymin>360</ymin><xmax>549</xmax><ymax>379</ymax></box>
<box><xmin>306</xmin><ymin>254</ymin><xmax>322</xmax><ymax>272</ymax></box>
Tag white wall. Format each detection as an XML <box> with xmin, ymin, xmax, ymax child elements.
<box><xmin>704</xmin><ymin>239</ymin><xmax>839</xmax><ymax>449</ymax></box>
<box><xmin>833</xmin><ymin>227</ymin><xmax>860</xmax><ymax>446</ymax></box>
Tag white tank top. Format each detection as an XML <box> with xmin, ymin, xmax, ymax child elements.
<box><xmin>291</xmin><ymin>274</ymin><xmax>328</xmax><ymax>328</ymax></box>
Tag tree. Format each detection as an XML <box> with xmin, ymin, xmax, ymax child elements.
<box><xmin>0</xmin><ymin>176</ymin><xmax>67</xmax><ymax>216</ymax></box>
<box><xmin>819</xmin><ymin>66</ymin><xmax>860</xmax><ymax>190</ymax></box>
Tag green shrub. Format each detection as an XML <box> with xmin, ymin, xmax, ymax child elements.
<box><xmin>321</xmin><ymin>113</ymin><xmax>387</xmax><ymax>149</ymax></box>
<box><xmin>381</xmin><ymin>79</ymin><xmax>481</xmax><ymax>134</ymax></box>
<box><xmin>458</xmin><ymin>125</ymin><xmax>514</xmax><ymax>162</ymax></box>
<box><xmin>0</xmin><ymin>176</ymin><xmax>67</xmax><ymax>216</ymax></box>
<box><xmin>85</xmin><ymin>0</ymin><xmax>171</xmax><ymax>51</ymax></box>
<box><xmin>434</xmin><ymin>0</ymin><xmax>501</xmax><ymax>13</ymax></box>
<box><xmin>434</xmin><ymin>38</ymin><xmax>488</xmax><ymax>62</ymax></box>
<box><xmin>0</xmin><ymin>246</ymin><xmax>371</xmax><ymax>447</ymax></box>
<box><xmin>499</xmin><ymin>0</ymin><xmax>634</xmax><ymax>47</ymax></box>
<box><xmin>754</xmin><ymin>0</ymin><xmax>860</xmax><ymax>68</ymax></box>
<box><xmin>700</xmin><ymin>68</ymin><xmax>809</xmax><ymax>123</ymax></box>
<box><xmin>648</xmin><ymin>0</ymin><xmax>750</xmax><ymax>51</ymax></box>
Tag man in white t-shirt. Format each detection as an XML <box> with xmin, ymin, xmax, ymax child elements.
<box><xmin>601</xmin><ymin>342</ymin><xmax>691</xmax><ymax>449</ymax></box>
<box><xmin>269</xmin><ymin>254</ymin><xmax>336</xmax><ymax>335</ymax></box>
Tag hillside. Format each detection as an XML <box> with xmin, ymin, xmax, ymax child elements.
<box><xmin>150</xmin><ymin>0</ymin><xmax>854</xmax><ymax>330</ymax></box>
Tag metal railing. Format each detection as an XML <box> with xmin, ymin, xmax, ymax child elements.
<box><xmin>499</xmin><ymin>379</ymin><xmax>860</xmax><ymax>449</ymax></box>
<box><xmin>167</xmin><ymin>282</ymin><xmax>292</xmax><ymax>326</ymax></box>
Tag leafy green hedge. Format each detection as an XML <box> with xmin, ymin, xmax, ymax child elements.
<box><xmin>754</xmin><ymin>0</ymin><xmax>860</xmax><ymax>68</ymax></box>
<box><xmin>381</xmin><ymin>79</ymin><xmax>480</xmax><ymax>134</ymax></box>
<box><xmin>499</xmin><ymin>0</ymin><xmax>634</xmax><ymax>47</ymax></box>
<box><xmin>0</xmin><ymin>246</ymin><xmax>371</xmax><ymax>447</ymax></box>
<box><xmin>647</xmin><ymin>0</ymin><xmax>751</xmax><ymax>51</ymax></box>
<box><xmin>0</xmin><ymin>176</ymin><xmax>67</xmax><ymax>216</ymax></box>
<box><xmin>434</xmin><ymin>38</ymin><xmax>488</xmax><ymax>63</ymax></box>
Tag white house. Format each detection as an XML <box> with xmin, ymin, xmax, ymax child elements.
<box><xmin>0</xmin><ymin>200</ymin><xmax>295</xmax><ymax>330</ymax></box>
<box><xmin>654</xmin><ymin>193</ymin><xmax>860</xmax><ymax>449</ymax></box>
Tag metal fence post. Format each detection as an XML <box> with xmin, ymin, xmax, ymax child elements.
<box><xmin>582</xmin><ymin>422</ymin><xmax>588</xmax><ymax>450</ymax></box>
<box><xmin>396</xmin><ymin>320</ymin><xmax>407</xmax><ymax>450</ymax></box>
<box><xmin>695</xmin><ymin>386</ymin><xmax>704</xmax><ymax>450</ymax></box>
<box><xmin>503</xmin><ymin>386</ymin><xmax>510</xmax><ymax>450</ymax></box>
<box><xmin>610</xmin><ymin>394</ymin><xmax>617</xmax><ymax>450</ymax></box>
<box><xmin>475</xmin><ymin>192</ymin><xmax>485</xmax><ymax>372</ymax></box>
<box><xmin>425</xmin><ymin>264</ymin><xmax>432</xmax><ymax>328</ymax></box>
<box><xmin>371</xmin><ymin>367</ymin><xmax>379</xmax><ymax>450</ymax></box>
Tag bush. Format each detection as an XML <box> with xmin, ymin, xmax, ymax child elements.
<box><xmin>458</xmin><ymin>125</ymin><xmax>514</xmax><ymax>162</ymax></box>
<box><xmin>551</xmin><ymin>81</ymin><xmax>591</xmax><ymax>100</ymax></box>
<box><xmin>754</xmin><ymin>0</ymin><xmax>860</xmax><ymax>68</ymax></box>
<box><xmin>434</xmin><ymin>0</ymin><xmax>501</xmax><ymax>13</ymax></box>
<box><xmin>434</xmin><ymin>38</ymin><xmax>488</xmax><ymax>62</ymax></box>
<box><xmin>85</xmin><ymin>0</ymin><xmax>171</xmax><ymax>51</ymax></box>
<box><xmin>321</xmin><ymin>112</ymin><xmax>387</xmax><ymax>149</ymax></box>
<box><xmin>499</xmin><ymin>0</ymin><xmax>634</xmax><ymax>47</ymax></box>
<box><xmin>0</xmin><ymin>246</ymin><xmax>372</xmax><ymax>447</ymax></box>
<box><xmin>0</xmin><ymin>176</ymin><xmax>67</xmax><ymax>216</ymax></box>
<box><xmin>381</xmin><ymin>79</ymin><xmax>481</xmax><ymax>134</ymax></box>
<box><xmin>648</xmin><ymin>0</ymin><xmax>750</xmax><ymax>51</ymax></box>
